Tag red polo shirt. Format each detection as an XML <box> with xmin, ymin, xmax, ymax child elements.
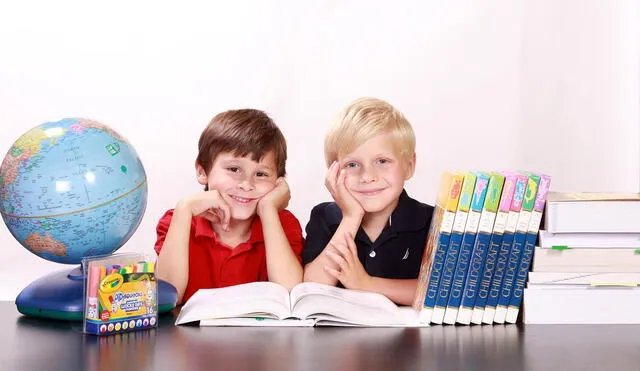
<box><xmin>154</xmin><ymin>209</ymin><xmax>304</xmax><ymax>302</ymax></box>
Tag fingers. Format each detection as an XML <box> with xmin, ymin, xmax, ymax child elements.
<box><xmin>324</xmin><ymin>161</ymin><xmax>340</xmax><ymax>194</ymax></box>
<box><xmin>344</xmin><ymin>232</ymin><xmax>358</xmax><ymax>256</ymax></box>
<box><xmin>337</xmin><ymin>167</ymin><xmax>347</xmax><ymax>192</ymax></box>
<box><xmin>203</xmin><ymin>204</ymin><xmax>230</xmax><ymax>231</ymax></box>
<box><xmin>219</xmin><ymin>204</ymin><xmax>231</xmax><ymax>231</ymax></box>
<box><xmin>329</xmin><ymin>240</ymin><xmax>353</xmax><ymax>266</ymax></box>
<box><xmin>325</xmin><ymin>248</ymin><xmax>348</xmax><ymax>271</ymax></box>
<box><xmin>324</xmin><ymin>266</ymin><xmax>341</xmax><ymax>280</ymax></box>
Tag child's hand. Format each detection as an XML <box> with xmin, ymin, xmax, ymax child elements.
<box><xmin>324</xmin><ymin>232</ymin><xmax>372</xmax><ymax>291</ymax></box>
<box><xmin>182</xmin><ymin>190</ymin><xmax>231</xmax><ymax>231</ymax></box>
<box><xmin>325</xmin><ymin>161</ymin><xmax>364</xmax><ymax>220</ymax></box>
<box><xmin>257</xmin><ymin>177</ymin><xmax>290</xmax><ymax>217</ymax></box>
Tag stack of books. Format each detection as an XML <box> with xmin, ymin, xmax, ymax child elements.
<box><xmin>523</xmin><ymin>192</ymin><xmax>640</xmax><ymax>324</ymax></box>
<box><xmin>412</xmin><ymin>170</ymin><xmax>551</xmax><ymax>325</ymax></box>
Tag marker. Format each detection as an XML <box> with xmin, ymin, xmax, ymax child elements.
<box><xmin>87</xmin><ymin>266</ymin><xmax>100</xmax><ymax>320</ymax></box>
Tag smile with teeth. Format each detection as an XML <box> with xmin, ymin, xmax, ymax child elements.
<box><xmin>230</xmin><ymin>195</ymin><xmax>255</xmax><ymax>204</ymax></box>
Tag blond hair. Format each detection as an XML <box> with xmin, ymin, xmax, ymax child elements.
<box><xmin>324</xmin><ymin>97</ymin><xmax>415</xmax><ymax>167</ymax></box>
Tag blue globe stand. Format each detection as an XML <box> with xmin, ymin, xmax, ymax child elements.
<box><xmin>15</xmin><ymin>266</ymin><xmax>178</xmax><ymax>321</ymax></box>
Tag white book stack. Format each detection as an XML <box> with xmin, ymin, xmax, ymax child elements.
<box><xmin>523</xmin><ymin>192</ymin><xmax>640</xmax><ymax>324</ymax></box>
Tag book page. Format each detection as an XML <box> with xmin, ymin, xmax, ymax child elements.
<box><xmin>289</xmin><ymin>282</ymin><xmax>421</xmax><ymax>326</ymax></box>
<box><xmin>175</xmin><ymin>282</ymin><xmax>292</xmax><ymax>325</ymax></box>
<box><xmin>199</xmin><ymin>317</ymin><xmax>316</xmax><ymax>327</ymax></box>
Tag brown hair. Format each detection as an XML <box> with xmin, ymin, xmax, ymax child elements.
<box><xmin>197</xmin><ymin>109</ymin><xmax>287</xmax><ymax>178</ymax></box>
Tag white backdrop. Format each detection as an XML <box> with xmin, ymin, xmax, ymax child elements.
<box><xmin>0</xmin><ymin>0</ymin><xmax>638</xmax><ymax>300</ymax></box>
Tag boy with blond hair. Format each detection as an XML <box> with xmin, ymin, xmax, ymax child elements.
<box><xmin>303</xmin><ymin>98</ymin><xmax>434</xmax><ymax>305</ymax></box>
<box><xmin>155</xmin><ymin>109</ymin><xmax>303</xmax><ymax>304</ymax></box>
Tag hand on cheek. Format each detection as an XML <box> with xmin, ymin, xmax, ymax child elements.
<box><xmin>257</xmin><ymin>178</ymin><xmax>290</xmax><ymax>216</ymax></box>
<box><xmin>325</xmin><ymin>162</ymin><xmax>364</xmax><ymax>220</ymax></box>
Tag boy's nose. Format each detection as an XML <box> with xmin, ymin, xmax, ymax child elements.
<box><xmin>359</xmin><ymin>168</ymin><xmax>378</xmax><ymax>183</ymax></box>
<box><xmin>238</xmin><ymin>179</ymin><xmax>255</xmax><ymax>191</ymax></box>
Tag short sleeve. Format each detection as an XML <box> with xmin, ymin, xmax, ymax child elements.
<box><xmin>154</xmin><ymin>209</ymin><xmax>175</xmax><ymax>255</ymax></box>
<box><xmin>278</xmin><ymin>210</ymin><xmax>304</xmax><ymax>263</ymax></box>
<box><xmin>302</xmin><ymin>204</ymin><xmax>335</xmax><ymax>265</ymax></box>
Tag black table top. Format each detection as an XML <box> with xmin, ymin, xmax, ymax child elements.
<box><xmin>2</xmin><ymin>301</ymin><xmax>639</xmax><ymax>371</ymax></box>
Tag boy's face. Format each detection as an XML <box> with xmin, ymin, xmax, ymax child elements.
<box><xmin>197</xmin><ymin>151</ymin><xmax>278</xmax><ymax>221</ymax></box>
<box><xmin>338</xmin><ymin>132</ymin><xmax>415</xmax><ymax>215</ymax></box>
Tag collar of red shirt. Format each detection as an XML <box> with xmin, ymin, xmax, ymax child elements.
<box><xmin>192</xmin><ymin>215</ymin><xmax>265</xmax><ymax>245</ymax></box>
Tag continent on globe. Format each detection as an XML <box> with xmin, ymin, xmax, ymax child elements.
<box><xmin>0</xmin><ymin>125</ymin><xmax>65</xmax><ymax>199</ymax></box>
<box><xmin>24</xmin><ymin>232</ymin><xmax>67</xmax><ymax>257</ymax></box>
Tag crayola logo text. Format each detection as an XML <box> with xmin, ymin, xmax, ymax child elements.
<box><xmin>100</xmin><ymin>273</ymin><xmax>124</xmax><ymax>293</ymax></box>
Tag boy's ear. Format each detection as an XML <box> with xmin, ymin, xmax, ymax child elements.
<box><xmin>195</xmin><ymin>161</ymin><xmax>208</xmax><ymax>186</ymax></box>
<box><xmin>404</xmin><ymin>153</ymin><xmax>416</xmax><ymax>180</ymax></box>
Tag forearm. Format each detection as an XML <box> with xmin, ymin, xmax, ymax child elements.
<box><xmin>362</xmin><ymin>277</ymin><xmax>418</xmax><ymax>306</ymax></box>
<box><xmin>261</xmin><ymin>208</ymin><xmax>303</xmax><ymax>291</ymax></box>
<box><xmin>156</xmin><ymin>203</ymin><xmax>192</xmax><ymax>304</ymax></box>
<box><xmin>303</xmin><ymin>216</ymin><xmax>362</xmax><ymax>285</ymax></box>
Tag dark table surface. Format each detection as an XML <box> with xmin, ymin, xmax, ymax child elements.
<box><xmin>2</xmin><ymin>301</ymin><xmax>639</xmax><ymax>371</ymax></box>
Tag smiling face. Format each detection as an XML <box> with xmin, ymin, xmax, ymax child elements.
<box><xmin>339</xmin><ymin>132</ymin><xmax>415</xmax><ymax>216</ymax></box>
<box><xmin>197</xmin><ymin>151</ymin><xmax>278</xmax><ymax>221</ymax></box>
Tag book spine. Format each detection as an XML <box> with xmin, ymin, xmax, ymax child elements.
<box><xmin>457</xmin><ymin>231</ymin><xmax>490</xmax><ymax>324</ymax></box>
<box><xmin>471</xmin><ymin>229</ymin><xmax>503</xmax><ymax>324</ymax></box>
<box><xmin>419</xmin><ymin>219</ymin><xmax>453</xmax><ymax>323</ymax></box>
<box><xmin>494</xmin><ymin>229</ymin><xmax>527</xmax><ymax>323</ymax></box>
<box><xmin>412</xmin><ymin>171</ymin><xmax>464</xmax><ymax>323</ymax></box>
<box><xmin>506</xmin><ymin>174</ymin><xmax>551</xmax><ymax>323</ymax></box>
<box><xmin>443</xmin><ymin>173</ymin><xmax>489</xmax><ymax>324</ymax></box>
<box><xmin>431</xmin><ymin>172</ymin><xmax>476</xmax><ymax>324</ymax></box>
<box><xmin>443</xmin><ymin>215</ymin><xmax>479</xmax><ymax>324</ymax></box>
<box><xmin>457</xmin><ymin>173</ymin><xmax>504</xmax><ymax>325</ymax></box>
<box><xmin>412</xmin><ymin>205</ymin><xmax>444</xmax><ymax>312</ymax></box>
<box><xmin>482</xmin><ymin>173</ymin><xmax>528</xmax><ymax>324</ymax></box>
<box><xmin>494</xmin><ymin>173</ymin><xmax>540</xmax><ymax>324</ymax></box>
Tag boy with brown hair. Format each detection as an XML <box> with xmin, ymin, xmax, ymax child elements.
<box><xmin>303</xmin><ymin>98</ymin><xmax>434</xmax><ymax>305</ymax></box>
<box><xmin>155</xmin><ymin>109</ymin><xmax>303</xmax><ymax>303</ymax></box>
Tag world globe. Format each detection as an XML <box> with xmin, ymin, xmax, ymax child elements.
<box><xmin>0</xmin><ymin>118</ymin><xmax>147</xmax><ymax>264</ymax></box>
<box><xmin>0</xmin><ymin>118</ymin><xmax>176</xmax><ymax>320</ymax></box>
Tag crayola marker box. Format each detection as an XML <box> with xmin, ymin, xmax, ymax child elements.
<box><xmin>83</xmin><ymin>253</ymin><xmax>158</xmax><ymax>335</ymax></box>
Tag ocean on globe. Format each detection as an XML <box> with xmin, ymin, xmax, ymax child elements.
<box><xmin>0</xmin><ymin>118</ymin><xmax>147</xmax><ymax>265</ymax></box>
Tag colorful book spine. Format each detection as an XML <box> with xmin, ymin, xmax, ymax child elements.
<box><xmin>412</xmin><ymin>171</ymin><xmax>465</xmax><ymax>323</ymax></box>
<box><xmin>430</xmin><ymin>172</ymin><xmax>476</xmax><ymax>324</ymax></box>
<box><xmin>443</xmin><ymin>172</ymin><xmax>489</xmax><ymax>325</ymax></box>
<box><xmin>482</xmin><ymin>173</ymin><xmax>528</xmax><ymax>324</ymax></box>
<box><xmin>506</xmin><ymin>173</ymin><xmax>551</xmax><ymax>323</ymax></box>
<box><xmin>470</xmin><ymin>172</ymin><xmax>517</xmax><ymax>324</ymax></box>
<box><xmin>457</xmin><ymin>172</ymin><xmax>505</xmax><ymax>324</ymax></box>
<box><xmin>493</xmin><ymin>173</ymin><xmax>541</xmax><ymax>324</ymax></box>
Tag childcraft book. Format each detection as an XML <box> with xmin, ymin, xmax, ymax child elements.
<box><xmin>175</xmin><ymin>282</ymin><xmax>424</xmax><ymax>327</ymax></box>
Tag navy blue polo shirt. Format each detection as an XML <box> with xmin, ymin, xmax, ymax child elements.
<box><xmin>303</xmin><ymin>190</ymin><xmax>434</xmax><ymax>279</ymax></box>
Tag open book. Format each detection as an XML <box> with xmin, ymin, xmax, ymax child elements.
<box><xmin>174</xmin><ymin>282</ymin><xmax>425</xmax><ymax>327</ymax></box>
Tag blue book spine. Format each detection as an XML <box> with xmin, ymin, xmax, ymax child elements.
<box><xmin>422</xmin><ymin>232</ymin><xmax>452</xmax><ymax>310</ymax></box>
<box><xmin>445</xmin><ymin>230</ymin><xmax>478</xmax><ymax>314</ymax></box>
<box><xmin>472</xmin><ymin>231</ymin><xmax>503</xmax><ymax>313</ymax></box>
<box><xmin>506</xmin><ymin>231</ymin><xmax>536</xmax><ymax>321</ymax></box>
<box><xmin>434</xmin><ymin>231</ymin><xmax>463</xmax><ymax>315</ymax></box>
<box><xmin>484</xmin><ymin>230</ymin><xmax>515</xmax><ymax>320</ymax></box>
<box><xmin>459</xmin><ymin>231</ymin><xmax>491</xmax><ymax>312</ymax></box>
<box><xmin>494</xmin><ymin>230</ymin><xmax>527</xmax><ymax>321</ymax></box>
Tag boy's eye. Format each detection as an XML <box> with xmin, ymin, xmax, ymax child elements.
<box><xmin>344</xmin><ymin>162</ymin><xmax>359</xmax><ymax>169</ymax></box>
<box><xmin>227</xmin><ymin>167</ymin><xmax>240</xmax><ymax>173</ymax></box>
<box><xmin>377</xmin><ymin>158</ymin><xmax>391</xmax><ymax>165</ymax></box>
<box><xmin>256</xmin><ymin>171</ymin><xmax>269</xmax><ymax>177</ymax></box>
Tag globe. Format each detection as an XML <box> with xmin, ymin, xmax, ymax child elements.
<box><xmin>0</xmin><ymin>118</ymin><xmax>176</xmax><ymax>320</ymax></box>
<box><xmin>0</xmin><ymin>118</ymin><xmax>147</xmax><ymax>264</ymax></box>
